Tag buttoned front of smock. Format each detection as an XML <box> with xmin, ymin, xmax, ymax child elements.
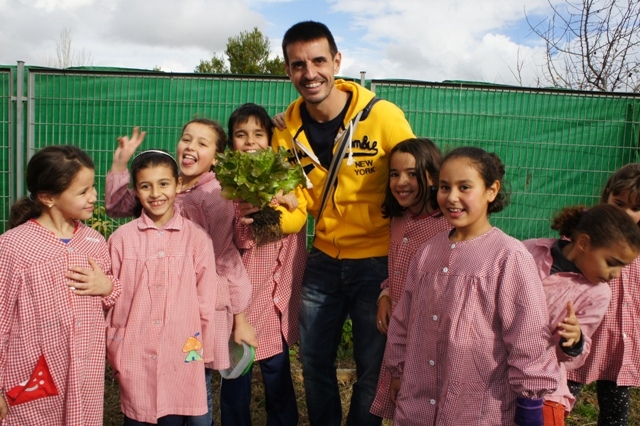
<box><xmin>106</xmin><ymin>207</ymin><xmax>219</xmax><ymax>423</ymax></box>
<box><xmin>370</xmin><ymin>210</ymin><xmax>449</xmax><ymax>419</ymax></box>
<box><xmin>233</xmin><ymin>201</ymin><xmax>308</xmax><ymax>361</ymax></box>
<box><xmin>385</xmin><ymin>228</ymin><xmax>559</xmax><ymax>425</ymax></box>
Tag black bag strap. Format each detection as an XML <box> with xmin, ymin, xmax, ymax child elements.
<box><xmin>317</xmin><ymin>97</ymin><xmax>380</xmax><ymax>218</ymax></box>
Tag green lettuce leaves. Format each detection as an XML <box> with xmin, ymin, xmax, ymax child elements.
<box><xmin>215</xmin><ymin>148</ymin><xmax>305</xmax><ymax>208</ymax></box>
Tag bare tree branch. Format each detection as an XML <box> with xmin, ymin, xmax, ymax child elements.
<box><xmin>508</xmin><ymin>47</ymin><xmax>527</xmax><ymax>86</ymax></box>
<box><xmin>47</xmin><ymin>28</ymin><xmax>93</xmax><ymax>69</ymax></box>
<box><xmin>526</xmin><ymin>0</ymin><xmax>639</xmax><ymax>92</ymax></box>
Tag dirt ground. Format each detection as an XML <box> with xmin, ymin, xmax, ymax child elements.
<box><xmin>103</xmin><ymin>348</ymin><xmax>385</xmax><ymax>426</ymax></box>
<box><xmin>103</xmin><ymin>348</ymin><xmax>639</xmax><ymax>425</ymax></box>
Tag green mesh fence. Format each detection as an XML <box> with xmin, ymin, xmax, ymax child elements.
<box><xmin>20</xmin><ymin>70</ymin><xmax>300</xmax><ymax>234</ymax></box>
<box><xmin>28</xmin><ymin>70</ymin><xmax>298</xmax><ymax>189</ymax></box>
<box><xmin>3</xmin><ymin>68</ymin><xmax>640</xmax><ymax>240</ymax></box>
<box><xmin>373</xmin><ymin>81</ymin><xmax>640</xmax><ymax>239</ymax></box>
<box><xmin>0</xmin><ymin>68</ymin><xmax>11</xmax><ymax>230</ymax></box>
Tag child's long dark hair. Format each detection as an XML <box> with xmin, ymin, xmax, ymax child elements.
<box><xmin>9</xmin><ymin>145</ymin><xmax>94</xmax><ymax>229</ymax></box>
<box><xmin>227</xmin><ymin>103</ymin><xmax>274</xmax><ymax>150</ymax></box>
<box><xmin>440</xmin><ymin>146</ymin><xmax>510</xmax><ymax>214</ymax></box>
<box><xmin>130</xmin><ymin>150</ymin><xmax>180</xmax><ymax>217</ymax></box>
<box><xmin>552</xmin><ymin>204</ymin><xmax>640</xmax><ymax>251</ymax></box>
<box><xmin>382</xmin><ymin>138</ymin><xmax>442</xmax><ymax>218</ymax></box>
<box><xmin>601</xmin><ymin>163</ymin><xmax>640</xmax><ymax>224</ymax></box>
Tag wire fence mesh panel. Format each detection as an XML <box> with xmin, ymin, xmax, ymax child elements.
<box><xmin>373</xmin><ymin>81</ymin><xmax>640</xmax><ymax>239</ymax></box>
<box><xmin>26</xmin><ymin>70</ymin><xmax>299</xmax><ymax>230</ymax></box>
<box><xmin>0</xmin><ymin>68</ymin><xmax>12</xmax><ymax>233</ymax></box>
<box><xmin>4</xmin><ymin>69</ymin><xmax>640</xmax><ymax>240</ymax></box>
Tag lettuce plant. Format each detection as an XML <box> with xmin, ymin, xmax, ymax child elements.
<box><xmin>215</xmin><ymin>148</ymin><xmax>305</xmax><ymax>245</ymax></box>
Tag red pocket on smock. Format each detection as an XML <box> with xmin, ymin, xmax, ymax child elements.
<box><xmin>6</xmin><ymin>354</ymin><xmax>58</xmax><ymax>405</ymax></box>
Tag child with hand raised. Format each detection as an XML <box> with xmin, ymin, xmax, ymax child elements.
<box><xmin>105</xmin><ymin>122</ymin><xmax>255</xmax><ymax>422</ymax></box>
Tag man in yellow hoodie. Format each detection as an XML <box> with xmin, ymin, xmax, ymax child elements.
<box><xmin>273</xmin><ymin>21</ymin><xmax>415</xmax><ymax>426</ymax></box>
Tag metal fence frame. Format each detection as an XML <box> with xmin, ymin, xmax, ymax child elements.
<box><xmin>3</xmin><ymin>65</ymin><xmax>640</xmax><ymax>239</ymax></box>
<box><xmin>0</xmin><ymin>66</ymin><xmax>14</xmax><ymax>224</ymax></box>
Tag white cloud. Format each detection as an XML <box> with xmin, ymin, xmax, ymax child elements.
<box><xmin>328</xmin><ymin>0</ymin><xmax>552</xmax><ymax>86</ymax></box>
<box><xmin>1</xmin><ymin>0</ymin><xmax>270</xmax><ymax>71</ymax></box>
<box><xmin>31</xmin><ymin>0</ymin><xmax>92</xmax><ymax>12</ymax></box>
<box><xmin>1</xmin><ymin>0</ymin><xmax>556</xmax><ymax>83</ymax></box>
<box><xmin>105</xmin><ymin>0</ymin><xmax>264</xmax><ymax>48</ymax></box>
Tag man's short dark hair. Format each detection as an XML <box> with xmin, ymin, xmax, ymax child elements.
<box><xmin>282</xmin><ymin>21</ymin><xmax>338</xmax><ymax>64</ymax></box>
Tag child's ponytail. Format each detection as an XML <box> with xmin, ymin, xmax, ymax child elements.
<box><xmin>486</xmin><ymin>152</ymin><xmax>509</xmax><ymax>213</ymax></box>
<box><xmin>551</xmin><ymin>205</ymin><xmax>586</xmax><ymax>239</ymax></box>
<box><xmin>8</xmin><ymin>196</ymin><xmax>42</xmax><ymax>229</ymax></box>
<box><xmin>552</xmin><ymin>204</ymin><xmax>640</xmax><ymax>251</ymax></box>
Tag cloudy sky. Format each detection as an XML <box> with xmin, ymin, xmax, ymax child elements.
<box><xmin>0</xmin><ymin>0</ymin><xmax>555</xmax><ymax>87</ymax></box>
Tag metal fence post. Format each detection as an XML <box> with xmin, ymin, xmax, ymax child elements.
<box><xmin>26</xmin><ymin>67</ymin><xmax>35</xmax><ymax>167</ymax></box>
<box><xmin>15</xmin><ymin>61</ymin><xmax>24</xmax><ymax>199</ymax></box>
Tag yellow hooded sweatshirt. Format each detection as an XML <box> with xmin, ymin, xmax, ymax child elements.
<box><xmin>273</xmin><ymin>79</ymin><xmax>415</xmax><ymax>259</ymax></box>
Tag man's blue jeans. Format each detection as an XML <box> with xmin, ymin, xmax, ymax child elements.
<box><xmin>299</xmin><ymin>248</ymin><xmax>387</xmax><ymax>426</ymax></box>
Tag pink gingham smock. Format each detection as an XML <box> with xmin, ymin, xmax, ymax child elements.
<box><xmin>385</xmin><ymin>227</ymin><xmax>560</xmax><ymax>425</ymax></box>
<box><xmin>568</xmin><ymin>255</ymin><xmax>640</xmax><ymax>386</ymax></box>
<box><xmin>106</xmin><ymin>169</ymin><xmax>251</xmax><ymax>369</ymax></box>
<box><xmin>106</xmin><ymin>207</ymin><xmax>219</xmax><ymax>423</ymax></box>
<box><xmin>0</xmin><ymin>220</ymin><xmax>120</xmax><ymax>426</ymax></box>
<box><xmin>524</xmin><ymin>238</ymin><xmax>611</xmax><ymax>411</ymax></box>
<box><xmin>370</xmin><ymin>210</ymin><xmax>450</xmax><ymax>419</ymax></box>
<box><xmin>233</xmin><ymin>200</ymin><xmax>308</xmax><ymax>361</ymax></box>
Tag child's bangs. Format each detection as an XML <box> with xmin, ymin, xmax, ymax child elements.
<box><xmin>612</xmin><ymin>183</ymin><xmax>640</xmax><ymax>206</ymax></box>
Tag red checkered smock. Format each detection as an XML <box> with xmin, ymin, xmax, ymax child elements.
<box><xmin>385</xmin><ymin>227</ymin><xmax>560</xmax><ymax>425</ymax></box>
<box><xmin>106</xmin><ymin>169</ymin><xmax>251</xmax><ymax>369</ymax></box>
<box><xmin>106</xmin><ymin>208</ymin><xmax>219</xmax><ymax>423</ymax></box>
<box><xmin>524</xmin><ymin>238</ymin><xmax>611</xmax><ymax>411</ymax></box>
<box><xmin>0</xmin><ymin>220</ymin><xmax>120</xmax><ymax>426</ymax></box>
<box><xmin>568</xmin><ymin>255</ymin><xmax>640</xmax><ymax>386</ymax></box>
<box><xmin>371</xmin><ymin>210</ymin><xmax>450</xmax><ymax>419</ymax></box>
<box><xmin>233</xmin><ymin>201</ymin><xmax>308</xmax><ymax>362</ymax></box>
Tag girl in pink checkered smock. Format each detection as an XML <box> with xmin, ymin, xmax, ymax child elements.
<box><xmin>369</xmin><ymin>138</ymin><xmax>450</xmax><ymax>420</ymax></box>
<box><xmin>0</xmin><ymin>146</ymin><xmax>120</xmax><ymax>426</ymax></box>
<box><xmin>106</xmin><ymin>150</ymin><xmax>220</xmax><ymax>425</ymax></box>
<box><xmin>567</xmin><ymin>163</ymin><xmax>640</xmax><ymax>426</ymax></box>
<box><xmin>105</xmin><ymin>121</ymin><xmax>255</xmax><ymax>423</ymax></box>
<box><xmin>385</xmin><ymin>147</ymin><xmax>560</xmax><ymax>426</ymax></box>
<box><xmin>524</xmin><ymin>204</ymin><xmax>640</xmax><ymax>425</ymax></box>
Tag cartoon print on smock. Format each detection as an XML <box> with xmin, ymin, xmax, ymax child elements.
<box><xmin>6</xmin><ymin>354</ymin><xmax>59</xmax><ymax>405</ymax></box>
<box><xmin>182</xmin><ymin>332</ymin><xmax>204</xmax><ymax>362</ymax></box>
